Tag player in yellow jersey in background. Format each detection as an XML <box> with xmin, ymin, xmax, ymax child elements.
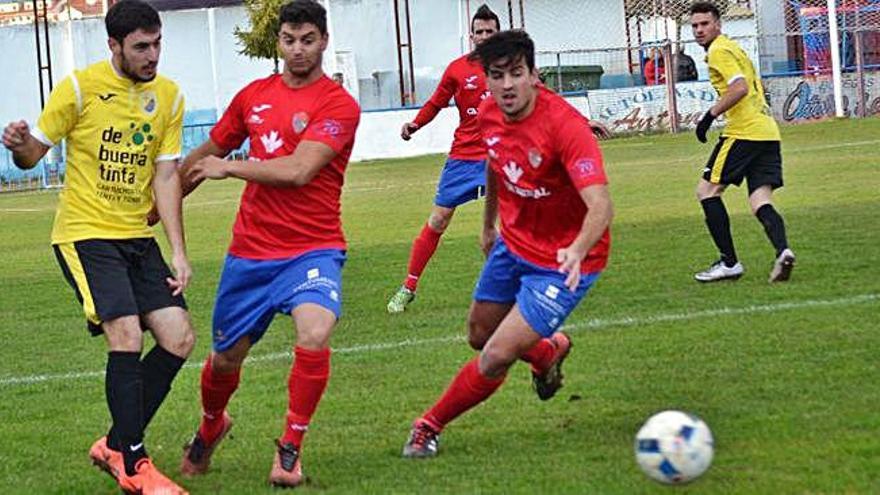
<box><xmin>690</xmin><ymin>1</ymin><xmax>795</xmax><ymax>284</ymax></box>
<box><xmin>2</xmin><ymin>1</ymin><xmax>192</xmax><ymax>493</ymax></box>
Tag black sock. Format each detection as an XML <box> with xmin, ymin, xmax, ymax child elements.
<box><xmin>106</xmin><ymin>351</ymin><xmax>147</xmax><ymax>476</ymax></box>
<box><xmin>108</xmin><ymin>346</ymin><xmax>186</xmax><ymax>454</ymax></box>
<box><xmin>701</xmin><ymin>197</ymin><xmax>738</xmax><ymax>266</ymax></box>
<box><xmin>141</xmin><ymin>345</ymin><xmax>186</xmax><ymax>428</ymax></box>
<box><xmin>755</xmin><ymin>204</ymin><xmax>788</xmax><ymax>256</ymax></box>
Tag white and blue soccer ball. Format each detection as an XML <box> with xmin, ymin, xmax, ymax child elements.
<box><xmin>634</xmin><ymin>410</ymin><xmax>714</xmax><ymax>484</ymax></box>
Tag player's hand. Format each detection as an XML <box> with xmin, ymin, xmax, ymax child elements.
<box><xmin>589</xmin><ymin>120</ymin><xmax>612</xmax><ymax>140</ymax></box>
<box><xmin>480</xmin><ymin>226</ymin><xmax>497</xmax><ymax>258</ymax></box>
<box><xmin>166</xmin><ymin>251</ymin><xmax>192</xmax><ymax>296</ymax></box>
<box><xmin>146</xmin><ymin>207</ymin><xmax>161</xmax><ymax>226</ymax></box>
<box><xmin>186</xmin><ymin>155</ymin><xmax>230</xmax><ymax>182</ymax></box>
<box><xmin>557</xmin><ymin>244</ymin><xmax>586</xmax><ymax>292</ymax></box>
<box><xmin>2</xmin><ymin>120</ymin><xmax>30</xmax><ymax>151</ymax></box>
<box><xmin>695</xmin><ymin>110</ymin><xmax>716</xmax><ymax>143</ymax></box>
<box><xmin>401</xmin><ymin>122</ymin><xmax>419</xmax><ymax>141</ymax></box>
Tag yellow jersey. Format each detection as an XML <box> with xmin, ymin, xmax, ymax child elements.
<box><xmin>707</xmin><ymin>35</ymin><xmax>780</xmax><ymax>141</ymax></box>
<box><xmin>33</xmin><ymin>60</ymin><xmax>184</xmax><ymax>244</ymax></box>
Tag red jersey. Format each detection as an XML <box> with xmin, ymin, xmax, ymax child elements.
<box><xmin>478</xmin><ymin>87</ymin><xmax>610</xmax><ymax>273</ymax></box>
<box><xmin>413</xmin><ymin>55</ymin><xmax>489</xmax><ymax>160</ymax></box>
<box><xmin>210</xmin><ymin>74</ymin><xmax>360</xmax><ymax>260</ymax></box>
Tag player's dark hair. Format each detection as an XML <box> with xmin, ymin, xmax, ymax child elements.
<box><xmin>279</xmin><ymin>0</ymin><xmax>327</xmax><ymax>35</ymax></box>
<box><xmin>471</xmin><ymin>4</ymin><xmax>500</xmax><ymax>32</ymax></box>
<box><xmin>105</xmin><ymin>0</ymin><xmax>161</xmax><ymax>45</ymax></box>
<box><xmin>689</xmin><ymin>2</ymin><xmax>721</xmax><ymax>20</ymax></box>
<box><xmin>472</xmin><ymin>29</ymin><xmax>535</xmax><ymax>72</ymax></box>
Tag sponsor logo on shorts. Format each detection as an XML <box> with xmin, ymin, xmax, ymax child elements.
<box><xmin>545</xmin><ymin>285</ymin><xmax>560</xmax><ymax>300</ymax></box>
<box><xmin>307</xmin><ymin>268</ymin><xmax>320</xmax><ymax>279</ymax></box>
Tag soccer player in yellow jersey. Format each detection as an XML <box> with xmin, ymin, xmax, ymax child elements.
<box><xmin>2</xmin><ymin>1</ymin><xmax>192</xmax><ymax>493</ymax></box>
<box><xmin>690</xmin><ymin>2</ymin><xmax>795</xmax><ymax>284</ymax></box>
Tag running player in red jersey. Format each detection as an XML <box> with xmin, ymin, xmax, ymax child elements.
<box><xmin>175</xmin><ymin>1</ymin><xmax>360</xmax><ymax>487</ymax></box>
<box><xmin>386</xmin><ymin>5</ymin><xmax>500</xmax><ymax>313</ymax></box>
<box><xmin>402</xmin><ymin>30</ymin><xmax>613</xmax><ymax>458</ymax></box>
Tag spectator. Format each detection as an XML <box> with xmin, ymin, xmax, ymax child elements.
<box><xmin>644</xmin><ymin>48</ymin><xmax>666</xmax><ymax>85</ymax></box>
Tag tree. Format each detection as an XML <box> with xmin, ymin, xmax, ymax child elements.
<box><xmin>234</xmin><ymin>0</ymin><xmax>288</xmax><ymax>73</ymax></box>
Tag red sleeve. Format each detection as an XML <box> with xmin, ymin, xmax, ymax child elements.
<box><xmin>210</xmin><ymin>86</ymin><xmax>249</xmax><ymax>151</ymax></box>
<box><xmin>558</xmin><ymin>108</ymin><xmax>608</xmax><ymax>189</ymax></box>
<box><xmin>301</xmin><ymin>92</ymin><xmax>360</xmax><ymax>154</ymax></box>
<box><xmin>413</xmin><ymin>63</ymin><xmax>458</xmax><ymax>127</ymax></box>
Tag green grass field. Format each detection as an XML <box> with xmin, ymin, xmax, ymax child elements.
<box><xmin>1</xmin><ymin>118</ymin><xmax>878</xmax><ymax>494</ymax></box>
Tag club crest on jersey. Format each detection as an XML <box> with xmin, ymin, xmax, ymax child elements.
<box><xmin>528</xmin><ymin>148</ymin><xmax>543</xmax><ymax>168</ymax></box>
<box><xmin>139</xmin><ymin>91</ymin><xmax>157</xmax><ymax>116</ymax></box>
<box><xmin>292</xmin><ymin>112</ymin><xmax>309</xmax><ymax>134</ymax></box>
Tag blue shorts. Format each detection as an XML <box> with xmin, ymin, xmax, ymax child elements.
<box><xmin>211</xmin><ymin>250</ymin><xmax>346</xmax><ymax>352</ymax></box>
<box><xmin>473</xmin><ymin>238</ymin><xmax>600</xmax><ymax>338</ymax></box>
<box><xmin>434</xmin><ymin>158</ymin><xmax>486</xmax><ymax>208</ymax></box>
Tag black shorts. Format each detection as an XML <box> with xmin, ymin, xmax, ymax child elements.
<box><xmin>53</xmin><ymin>238</ymin><xmax>187</xmax><ymax>336</ymax></box>
<box><xmin>703</xmin><ymin>138</ymin><xmax>783</xmax><ymax>194</ymax></box>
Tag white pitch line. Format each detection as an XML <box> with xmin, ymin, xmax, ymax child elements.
<box><xmin>1</xmin><ymin>293</ymin><xmax>875</xmax><ymax>388</ymax></box>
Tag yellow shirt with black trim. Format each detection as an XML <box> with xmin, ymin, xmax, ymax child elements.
<box><xmin>707</xmin><ymin>35</ymin><xmax>780</xmax><ymax>141</ymax></box>
<box><xmin>33</xmin><ymin>60</ymin><xmax>185</xmax><ymax>244</ymax></box>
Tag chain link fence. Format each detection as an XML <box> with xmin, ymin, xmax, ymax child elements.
<box><xmin>3</xmin><ymin>0</ymin><xmax>879</xmax><ymax>192</ymax></box>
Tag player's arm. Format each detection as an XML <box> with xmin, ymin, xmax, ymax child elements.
<box><xmin>557</xmin><ymin>185</ymin><xmax>613</xmax><ymax>291</ymax></box>
<box><xmin>187</xmin><ymin>140</ymin><xmax>336</xmax><ymax>188</ymax></box>
<box><xmin>481</xmin><ymin>167</ymin><xmax>498</xmax><ymax>257</ymax></box>
<box><xmin>708</xmin><ymin>78</ymin><xmax>748</xmax><ymax>117</ymax></box>
<box><xmin>696</xmin><ymin>49</ymin><xmax>749</xmax><ymax>142</ymax></box>
<box><xmin>180</xmin><ymin>139</ymin><xmax>232</xmax><ymax>197</ymax></box>
<box><xmin>402</xmin><ymin>66</ymin><xmax>457</xmax><ymax>140</ymax></box>
<box><xmin>153</xmin><ymin>158</ymin><xmax>191</xmax><ymax>295</ymax></box>
<box><xmin>2</xmin><ymin>121</ymin><xmax>49</xmax><ymax>169</ymax></box>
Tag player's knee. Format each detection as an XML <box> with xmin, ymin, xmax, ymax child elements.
<box><xmin>478</xmin><ymin>346</ymin><xmax>514</xmax><ymax>378</ymax></box>
<box><xmin>213</xmin><ymin>349</ymin><xmax>245</xmax><ymax>373</ymax></box>
<box><xmin>428</xmin><ymin>212</ymin><xmax>452</xmax><ymax>232</ymax></box>
<box><xmin>296</xmin><ymin>326</ymin><xmax>333</xmax><ymax>350</ymax></box>
<box><xmin>105</xmin><ymin>327</ymin><xmax>143</xmax><ymax>352</ymax></box>
<box><xmin>173</xmin><ymin>325</ymin><xmax>196</xmax><ymax>358</ymax></box>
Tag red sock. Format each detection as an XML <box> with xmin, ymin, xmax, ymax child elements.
<box><xmin>198</xmin><ymin>356</ymin><xmax>240</xmax><ymax>445</ymax></box>
<box><xmin>520</xmin><ymin>338</ymin><xmax>556</xmax><ymax>374</ymax></box>
<box><xmin>281</xmin><ymin>346</ymin><xmax>331</xmax><ymax>448</ymax></box>
<box><xmin>403</xmin><ymin>224</ymin><xmax>443</xmax><ymax>291</ymax></box>
<box><xmin>422</xmin><ymin>357</ymin><xmax>505</xmax><ymax>432</ymax></box>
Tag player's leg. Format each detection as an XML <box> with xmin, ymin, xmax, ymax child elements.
<box><xmin>403</xmin><ymin>306</ymin><xmax>536</xmax><ymax>458</ymax></box>
<box><xmin>694</xmin><ymin>138</ymin><xmax>745</xmax><ymax>282</ymax></box>
<box><xmin>182</xmin><ymin>255</ymin><xmax>276</xmax><ymax>476</ymax></box>
<box><xmin>746</xmin><ymin>142</ymin><xmax>795</xmax><ymax>282</ymax></box>
<box><xmin>53</xmin><ymin>240</ymin><xmax>148</xmax><ymax>483</ymax></box>
<box><xmin>131</xmin><ymin>239</ymin><xmax>194</xmax><ymax>436</ymax></box>
<box><xmin>388</xmin><ymin>158</ymin><xmax>486</xmax><ymax>313</ymax></box>
<box><xmin>388</xmin><ymin>205</ymin><xmax>455</xmax><ymax>313</ymax></box>
<box><xmin>271</xmin><ymin>250</ymin><xmax>345</xmax><ymax>487</ymax></box>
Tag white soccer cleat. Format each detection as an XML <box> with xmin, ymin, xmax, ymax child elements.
<box><xmin>694</xmin><ymin>260</ymin><xmax>744</xmax><ymax>283</ymax></box>
<box><xmin>768</xmin><ymin>248</ymin><xmax>796</xmax><ymax>283</ymax></box>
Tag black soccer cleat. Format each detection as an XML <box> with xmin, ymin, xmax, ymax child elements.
<box><xmin>532</xmin><ymin>332</ymin><xmax>572</xmax><ymax>401</ymax></box>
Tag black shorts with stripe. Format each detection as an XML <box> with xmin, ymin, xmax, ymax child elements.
<box><xmin>703</xmin><ymin>137</ymin><xmax>783</xmax><ymax>194</ymax></box>
<box><xmin>53</xmin><ymin>238</ymin><xmax>187</xmax><ymax>336</ymax></box>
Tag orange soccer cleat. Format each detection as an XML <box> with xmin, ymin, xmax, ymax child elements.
<box><xmin>118</xmin><ymin>457</ymin><xmax>188</xmax><ymax>495</ymax></box>
<box><xmin>89</xmin><ymin>435</ymin><xmax>124</xmax><ymax>480</ymax></box>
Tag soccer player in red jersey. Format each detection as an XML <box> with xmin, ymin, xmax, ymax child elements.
<box><xmin>386</xmin><ymin>5</ymin><xmax>500</xmax><ymax>313</ymax></box>
<box><xmin>402</xmin><ymin>30</ymin><xmax>614</xmax><ymax>458</ymax></box>
<box><xmin>175</xmin><ymin>1</ymin><xmax>360</xmax><ymax>487</ymax></box>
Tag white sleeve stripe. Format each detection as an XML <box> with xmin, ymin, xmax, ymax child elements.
<box><xmin>156</xmin><ymin>153</ymin><xmax>181</xmax><ymax>162</ymax></box>
<box><xmin>31</xmin><ymin>127</ymin><xmax>55</xmax><ymax>147</ymax></box>
<box><xmin>727</xmin><ymin>74</ymin><xmax>745</xmax><ymax>85</ymax></box>
<box><xmin>70</xmin><ymin>73</ymin><xmax>82</xmax><ymax>114</ymax></box>
<box><xmin>172</xmin><ymin>90</ymin><xmax>184</xmax><ymax>115</ymax></box>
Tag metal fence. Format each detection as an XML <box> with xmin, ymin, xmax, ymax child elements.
<box><xmin>3</xmin><ymin>0</ymin><xmax>879</xmax><ymax>192</ymax></box>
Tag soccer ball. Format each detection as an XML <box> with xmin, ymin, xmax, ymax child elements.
<box><xmin>634</xmin><ymin>410</ymin><xmax>714</xmax><ymax>484</ymax></box>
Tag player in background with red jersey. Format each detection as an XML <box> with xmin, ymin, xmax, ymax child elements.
<box><xmin>174</xmin><ymin>1</ymin><xmax>360</xmax><ymax>487</ymax></box>
<box><xmin>386</xmin><ymin>5</ymin><xmax>500</xmax><ymax>313</ymax></box>
<box><xmin>402</xmin><ymin>30</ymin><xmax>614</xmax><ymax>458</ymax></box>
